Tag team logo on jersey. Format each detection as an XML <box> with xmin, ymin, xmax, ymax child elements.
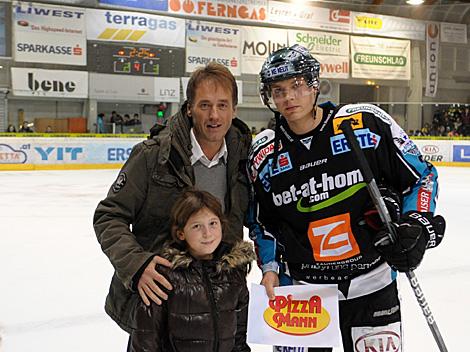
<box><xmin>308</xmin><ymin>213</ymin><xmax>360</xmax><ymax>262</ymax></box>
<box><xmin>401</xmin><ymin>140</ymin><xmax>420</xmax><ymax>156</ymax></box>
<box><xmin>112</xmin><ymin>172</ymin><xmax>127</xmax><ymax>193</ymax></box>
<box><xmin>300</xmin><ymin>136</ymin><xmax>313</xmax><ymax>150</ymax></box>
<box><xmin>330</xmin><ymin>128</ymin><xmax>380</xmax><ymax>155</ymax></box>
<box><xmin>332</xmin><ymin>113</ymin><xmax>363</xmax><ymax>135</ymax></box>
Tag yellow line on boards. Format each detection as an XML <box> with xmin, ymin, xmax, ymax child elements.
<box><xmin>432</xmin><ymin>162</ymin><xmax>470</xmax><ymax>167</ymax></box>
<box><xmin>0</xmin><ymin>164</ymin><xmax>124</xmax><ymax>171</ymax></box>
<box><xmin>0</xmin><ymin>162</ymin><xmax>469</xmax><ymax>172</ymax></box>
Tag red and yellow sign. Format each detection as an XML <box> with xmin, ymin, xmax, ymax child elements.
<box><xmin>263</xmin><ymin>294</ymin><xmax>331</xmax><ymax>335</ymax></box>
<box><xmin>169</xmin><ymin>0</ymin><xmax>266</xmax><ymax>21</ymax></box>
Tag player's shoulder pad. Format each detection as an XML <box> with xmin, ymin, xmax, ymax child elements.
<box><xmin>248</xmin><ymin>129</ymin><xmax>276</xmax><ymax>181</ymax></box>
<box><xmin>335</xmin><ymin>103</ymin><xmax>393</xmax><ymax>126</ymax></box>
<box><xmin>249</xmin><ymin>129</ymin><xmax>275</xmax><ymax>160</ymax></box>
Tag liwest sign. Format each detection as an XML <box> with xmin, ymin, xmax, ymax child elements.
<box><xmin>11</xmin><ymin>67</ymin><xmax>88</xmax><ymax>98</ymax></box>
<box><xmin>13</xmin><ymin>2</ymin><xmax>87</xmax><ymax>65</ymax></box>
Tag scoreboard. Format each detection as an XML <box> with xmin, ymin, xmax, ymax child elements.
<box><xmin>87</xmin><ymin>42</ymin><xmax>185</xmax><ymax>77</ymax></box>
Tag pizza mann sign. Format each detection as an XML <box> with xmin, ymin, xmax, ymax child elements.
<box><xmin>11</xmin><ymin>67</ymin><xmax>88</xmax><ymax>98</ymax></box>
<box><xmin>247</xmin><ymin>284</ymin><xmax>341</xmax><ymax>347</ymax></box>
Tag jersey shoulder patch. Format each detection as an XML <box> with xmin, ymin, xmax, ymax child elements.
<box><xmin>335</xmin><ymin>103</ymin><xmax>393</xmax><ymax>125</ymax></box>
<box><xmin>248</xmin><ymin>130</ymin><xmax>277</xmax><ymax>183</ymax></box>
<box><xmin>250</xmin><ymin>129</ymin><xmax>275</xmax><ymax>151</ymax></box>
<box><xmin>249</xmin><ymin>129</ymin><xmax>276</xmax><ymax>163</ymax></box>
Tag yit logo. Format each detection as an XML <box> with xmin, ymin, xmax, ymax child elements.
<box><xmin>28</xmin><ymin>72</ymin><xmax>76</xmax><ymax>93</ymax></box>
<box><xmin>264</xmin><ymin>294</ymin><xmax>330</xmax><ymax>335</ymax></box>
<box><xmin>329</xmin><ymin>9</ymin><xmax>350</xmax><ymax>24</ymax></box>
<box><xmin>35</xmin><ymin>147</ymin><xmax>83</xmax><ymax>161</ymax></box>
<box><xmin>308</xmin><ymin>213</ymin><xmax>360</xmax><ymax>262</ymax></box>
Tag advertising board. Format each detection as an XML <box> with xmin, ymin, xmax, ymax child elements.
<box><xmin>13</xmin><ymin>1</ymin><xmax>87</xmax><ymax>65</ymax></box>
<box><xmin>11</xmin><ymin>67</ymin><xmax>88</xmax><ymax>98</ymax></box>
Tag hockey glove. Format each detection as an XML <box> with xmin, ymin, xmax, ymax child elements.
<box><xmin>362</xmin><ymin>186</ymin><xmax>401</xmax><ymax>231</ymax></box>
<box><xmin>375</xmin><ymin>212</ymin><xmax>446</xmax><ymax>272</ymax></box>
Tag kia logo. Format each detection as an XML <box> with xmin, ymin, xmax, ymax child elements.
<box><xmin>355</xmin><ymin>331</ymin><xmax>400</xmax><ymax>352</ymax></box>
<box><xmin>17</xmin><ymin>20</ymin><xmax>29</xmax><ymax>27</ymax></box>
<box><xmin>423</xmin><ymin>145</ymin><xmax>439</xmax><ymax>154</ymax></box>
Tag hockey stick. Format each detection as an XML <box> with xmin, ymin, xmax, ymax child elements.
<box><xmin>339</xmin><ymin>118</ymin><xmax>448</xmax><ymax>352</ymax></box>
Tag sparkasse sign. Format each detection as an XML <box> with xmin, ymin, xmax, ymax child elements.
<box><xmin>13</xmin><ymin>1</ymin><xmax>87</xmax><ymax>65</ymax></box>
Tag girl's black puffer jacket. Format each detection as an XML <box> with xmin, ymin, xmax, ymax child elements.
<box><xmin>128</xmin><ymin>240</ymin><xmax>255</xmax><ymax>352</ymax></box>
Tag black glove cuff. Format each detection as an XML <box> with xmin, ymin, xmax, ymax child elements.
<box><xmin>402</xmin><ymin>212</ymin><xmax>445</xmax><ymax>248</ymax></box>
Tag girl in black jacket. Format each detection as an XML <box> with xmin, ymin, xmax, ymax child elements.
<box><xmin>128</xmin><ymin>189</ymin><xmax>255</xmax><ymax>352</ymax></box>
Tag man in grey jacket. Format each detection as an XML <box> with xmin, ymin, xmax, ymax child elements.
<box><xmin>93</xmin><ymin>62</ymin><xmax>251</xmax><ymax>333</ymax></box>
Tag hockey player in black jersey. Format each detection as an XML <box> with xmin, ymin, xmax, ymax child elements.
<box><xmin>247</xmin><ymin>44</ymin><xmax>445</xmax><ymax>352</ymax></box>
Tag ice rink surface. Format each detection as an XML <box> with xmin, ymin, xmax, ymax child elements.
<box><xmin>1</xmin><ymin>166</ymin><xmax>468</xmax><ymax>351</ymax></box>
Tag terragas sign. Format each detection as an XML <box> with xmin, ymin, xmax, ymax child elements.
<box><xmin>263</xmin><ymin>294</ymin><xmax>330</xmax><ymax>335</ymax></box>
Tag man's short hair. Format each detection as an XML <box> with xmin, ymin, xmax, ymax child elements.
<box><xmin>186</xmin><ymin>62</ymin><xmax>238</xmax><ymax>107</ymax></box>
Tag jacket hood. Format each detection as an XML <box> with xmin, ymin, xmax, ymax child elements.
<box><xmin>161</xmin><ymin>240</ymin><xmax>256</xmax><ymax>273</ymax></box>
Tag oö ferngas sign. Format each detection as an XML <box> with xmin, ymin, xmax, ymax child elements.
<box><xmin>263</xmin><ymin>294</ymin><xmax>330</xmax><ymax>335</ymax></box>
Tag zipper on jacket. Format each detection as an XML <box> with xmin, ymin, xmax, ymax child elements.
<box><xmin>201</xmin><ymin>263</ymin><xmax>219</xmax><ymax>352</ymax></box>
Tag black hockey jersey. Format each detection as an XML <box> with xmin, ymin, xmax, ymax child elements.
<box><xmin>247</xmin><ymin>102</ymin><xmax>438</xmax><ymax>292</ymax></box>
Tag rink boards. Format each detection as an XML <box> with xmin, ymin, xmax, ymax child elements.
<box><xmin>0</xmin><ymin>136</ymin><xmax>469</xmax><ymax>170</ymax></box>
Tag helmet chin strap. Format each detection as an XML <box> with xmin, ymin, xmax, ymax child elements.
<box><xmin>311</xmin><ymin>89</ymin><xmax>320</xmax><ymax>122</ymax></box>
